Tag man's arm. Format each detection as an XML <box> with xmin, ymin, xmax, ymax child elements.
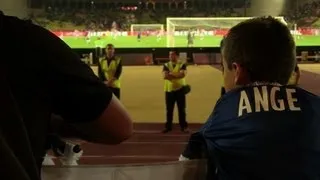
<box><xmin>107</xmin><ymin>60</ymin><xmax>122</xmax><ymax>87</ymax></box>
<box><xmin>97</xmin><ymin>59</ymin><xmax>107</xmax><ymax>81</ymax></box>
<box><xmin>113</xmin><ymin>59</ymin><xmax>122</xmax><ymax>80</ymax></box>
<box><xmin>49</xmin><ymin>97</ymin><xmax>132</xmax><ymax>144</ymax></box>
<box><xmin>180</xmin><ymin>132</ymin><xmax>207</xmax><ymax>161</ymax></box>
<box><xmin>49</xmin><ymin>114</ymin><xmax>93</xmax><ymax>140</ymax></box>
<box><xmin>108</xmin><ymin>59</ymin><xmax>122</xmax><ymax>86</ymax></box>
<box><xmin>169</xmin><ymin>64</ymin><xmax>187</xmax><ymax>79</ymax></box>
<box><xmin>162</xmin><ymin>64</ymin><xmax>172</xmax><ymax>80</ymax></box>
<box><xmin>24</xmin><ymin>20</ymin><xmax>133</xmax><ymax>144</ymax></box>
<box><xmin>179</xmin><ymin>108</ymin><xmax>217</xmax><ymax>161</ymax></box>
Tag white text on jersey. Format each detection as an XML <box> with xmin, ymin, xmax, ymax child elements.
<box><xmin>238</xmin><ymin>86</ymin><xmax>301</xmax><ymax>117</ymax></box>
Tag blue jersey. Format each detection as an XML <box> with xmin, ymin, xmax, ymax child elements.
<box><xmin>183</xmin><ymin>84</ymin><xmax>320</xmax><ymax>180</ymax></box>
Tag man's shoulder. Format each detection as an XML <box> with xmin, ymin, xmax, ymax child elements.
<box><xmin>1</xmin><ymin>15</ymin><xmax>29</xmax><ymax>43</ymax></box>
<box><xmin>180</xmin><ymin>62</ymin><xmax>187</xmax><ymax>68</ymax></box>
<box><xmin>115</xmin><ymin>56</ymin><xmax>121</xmax><ymax>61</ymax></box>
<box><xmin>214</xmin><ymin>85</ymin><xmax>305</xmax><ymax>119</ymax></box>
<box><xmin>219</xmin><ymin>84</ymin><xmax>318</xmax><ymax>102</ymax></box>
<box><xmin>162</xmin><ymin>63</ymin><xmax>169</xmax><ymax>71</ymax></box>
<box><xmin>203</xmin><ymin>85</ymin><xmax>316</xmax><ymax>136</ymax></box>
<box><xmin>295</xmin><ymin>87</ymin><xmax>320</xmax><ymax>114</ymax></box>
<box><xmin>99</xmin><ymin>57</ymin><xmax>106</xmax><ymax>61</ymax></box>
<box><xmin>2</xmin><ymin>14</ymin><xmax>24</xmax><ymax>25</ymax></box>
<box><xmin>2</xmin><ymin>15</ymin><xmax>39</xmax><ymax>36</ymax></box>
<box><xmin>295</xmin><ymin>86</ymin><xmax>319</xmax><ymax>99</ymax></box>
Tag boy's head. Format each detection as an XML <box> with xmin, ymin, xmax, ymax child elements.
<box><xmin>221</xmin><ymin>16</ymin><xmax>296</xmax><ymax>92</ymax></box>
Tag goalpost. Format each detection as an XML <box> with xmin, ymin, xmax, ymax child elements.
<box><xmin>130</xmin><ymin>24</ymin><xmax>164</xmax><ymax>35</ymax></box>
<box><xmin>166</xmin><ymin>17</ymin><xmax>287</xmax><ymax>47</ymax></box>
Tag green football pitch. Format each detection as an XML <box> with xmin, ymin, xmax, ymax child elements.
<box><xmin>61</xmin><ymin>35</ymin><xmax>320</xmax><ymax>48</ymax></box>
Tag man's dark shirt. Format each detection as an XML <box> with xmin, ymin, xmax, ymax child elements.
<box><xmin>162</xmin><ymin>62</ymin><xmax>187</xmax><ymax>72</ymax></box>
<box><xmin>97</xmin><ymin>56</ymin><xmax>122</xmax><ymax>82</ymax></box>
<box><xmin>0</xmin><ymin>15</ymin><xmax>113</xmax><ymax>179</ymax></box>
<box><xmin>183</xmin><ymin>84</ymin><xmax>320</xmax><ymax>180</ymax></box>
<box><xmin>221</xmin><ymin>87</ymin><xmax>226</xmax><ymax>96</ymax></box>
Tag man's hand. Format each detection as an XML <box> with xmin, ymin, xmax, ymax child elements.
<box><xmin>107</xmin><ymin>78</ymin><xmax>117</xmax><ymax>87</ymax></box>
<box><xmin>104</xmin><ymin>81</ymin><xmax>113</xmax><ymax>87</ymax></box>
<box><xmin>169</xmin><ymin>71</ymin><xmax>185</xmax><ymax>78</ymax></box>
<box><xmin>107</xmin><ymin>81</ymin><xmax>113</xmax><ymax>87</ymax></box>
<box><xmin>164</xmin><ymin>72</ymin><xmax>174</xmax><ymax>80</ymax></box>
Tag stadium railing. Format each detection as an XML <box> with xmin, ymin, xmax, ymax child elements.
<box><xmin>42</xmin><ymin>160</ymin><xmax>207</xmax><ymax>180</ymax></box>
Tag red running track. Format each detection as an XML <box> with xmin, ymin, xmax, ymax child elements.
<box><xmin>49</xmin><ymin>123</ymin><xmax>202</xmax><ymax>165</ymax></box>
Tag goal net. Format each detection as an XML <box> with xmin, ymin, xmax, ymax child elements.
<box><xmin>166</xmin><ymin>17</ymin><xmax>287</xmax><ymax>47</ymax></box>
<box><xmin>130</xmin><ymin>24</ymin><xmax>164</xmax><ymax>35</ymax></box>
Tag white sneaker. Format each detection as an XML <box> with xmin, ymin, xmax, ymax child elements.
<box><xmin>42</xmin><ymin>154</ymin><xmax>55</xmax><ymax>166</ymax></box>
<box><xmin>59</xmin><ymin>142</ymin><xmax>83</xmax><ymax>166</ymax></box>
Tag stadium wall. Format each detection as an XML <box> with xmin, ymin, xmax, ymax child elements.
<box><xmin>0</xmin><ymin>0</ymin><xmax>28</xmax><ymax>18</ymax></box>
<box><xmin>118</xmin><ymin>53</ymin><xmax>153</xmax><ymax>66</ymax></box>
<box><xmin>193</xmin><ymin>53</ymin><xmax>221</xmax><ymax>65</ymax></box>
<box><xmin>73</xmin><ymin>47</ymin><xmax>320</xmax><ymax>66</ymax></box>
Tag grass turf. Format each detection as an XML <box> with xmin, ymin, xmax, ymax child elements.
<box><xmin>61</xmin><ymin>35</ymin><xmax>320</xmax><ymax>48</ymax></box>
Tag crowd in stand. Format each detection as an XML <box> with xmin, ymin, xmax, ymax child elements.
<box><xmin>30</xmin><ymin>0</ymin><xmax>320</xmax><ymax>31</ymax></box>
<box><xmin>285</xmin><ymin>0</ymin><xmax>320</xmax><ymax>28</ymax></box>
<box><xmin>30</xmin><ymin>8</ymin><xmax>244</xmax><ymax>31</ymax></box>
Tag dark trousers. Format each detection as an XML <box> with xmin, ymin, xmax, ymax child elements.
<box><xmin>220</xmin><ymin>87</ymin><xmax>226</xmax><ymax>96</ymax></box>
<box><xmin>110</xmin><ymin>87</ymin><xmax>120</xmax><ymax>100</ymax></box>
<box><xmin>165</xmin><ymin>89</ymin><xmax>188</xmax><ymax>130</ymax></box>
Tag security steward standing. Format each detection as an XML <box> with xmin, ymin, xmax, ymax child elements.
<box><xmin>288</xmin><ymin>64</ymin><xmax>300</xmax><ymax>85</ymax></box>
<box><xmin>162</xmin><ymin>50</ymin><xmax>189</xmax><ymax>133</ymax></box>
<box><xmin>98</xmin><ymin>44</ymin><xmax>122</xmax><ymax>99</ymax></box>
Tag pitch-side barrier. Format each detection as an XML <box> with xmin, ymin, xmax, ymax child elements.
<box><xmin>42</xmin><ymin>160</ymin><xmax>207</xmax><ymax>180</ymax></box>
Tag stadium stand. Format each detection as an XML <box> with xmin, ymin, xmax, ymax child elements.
<box><xmin>27</xmin><ymin>0</ymin><xmax>320</xmax><ymax>32</ymax></box>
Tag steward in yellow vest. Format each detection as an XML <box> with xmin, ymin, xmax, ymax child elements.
<box><xmin>98</xmin><ymin>44</ymin><xmax>122</xmax><ymax>99</ymax></box>
<box><xmin>288</xmin><ymin>65</ymin><xmax>300</xmax><ymax>85</ymax></box>
<box><xmin>162</xmin><ymin>50</ymin><xmax>189</xmax><ymax>133</ymax></box>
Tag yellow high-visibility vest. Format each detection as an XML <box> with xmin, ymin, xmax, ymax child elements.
<box><xmin>164</xmin><ymin>62</ymin><xmax>186</xmax><ymax>92</ymax></box>
<box><xmin>99</xmin><ymin>56</ymin><xmax>121</xmax><ymax>88</ymax></box>
<box><xmin>288</xmin><ymin>71</ymin><xmax>298</xmax><ymax>85</ymax></box>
